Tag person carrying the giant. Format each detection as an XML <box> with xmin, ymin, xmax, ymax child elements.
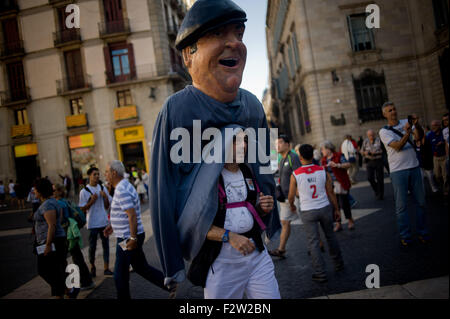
<box><xmin>149</xmin><ymin>0</ymin><xmax>281</xmax><ymax>293</ymax></box>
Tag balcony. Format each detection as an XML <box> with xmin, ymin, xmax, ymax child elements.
<box><xmin>0</xmin><ymin>40</ymin><xmax>25</xmax><ymax>59</ymax></box>
<box><xmin>53</xmin><ymin>29</ymin><xmax>81</xmax><ymax>48</ymax></box>
<box><xmin>0</xmin><ymin>0</ymin><xmax>19</xmax><ymax>16</ymax></box>
<box><xmin>56</xmin><ymin>74</ymin><xmax>92</xmax><ymax>95</ymax></box>
<box><xmin>66</xmin><ymin>113</ymin><xmax>88</xmax><ymax>130</ymax></box>
<box><xmin>0</xmin><ymin>87</ymin><xmax>31</xmax><ymax>106</ymax></box>
<box><xmin>114</xmin><ymin>105</ymin><xmax>138</xmax><ymax>122</ymax></box>
<box><xmin>11</xmin><ymin>124</ymin><xmax>32</xmax><ymax>139</ymax></box>
<box><xmin>98</xmin><ymin>18</ymin><xmax>130</xmax><ymax>39</ymax></box>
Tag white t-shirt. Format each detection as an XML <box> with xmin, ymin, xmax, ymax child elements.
<box><xmin>79</xmin><ymin>184</ymin><xmax>110</xmax><ymax>229</ymax></box>
<box><xmin>443</xmin><ymin>127</ymin><xmax>449</xmax><ymax>146</ymax></box>
<box><xmin>379</xmin><ymin>119</ymin><xmax>419</xmax><ymax>173</ymax></box>
<box><xmin>9</xmin><ymin>183</ymin><xmax>15</xmax><ymax>194</ymax></box>
<box><xmin>293</xmin><ymin>164</ymin><xmax>330</xmax><ymax>212</ymax></box>
<box><xmin>216</xmin><ymin>167</ymin><xmax>255</xmax><ymax>263</ymax></box>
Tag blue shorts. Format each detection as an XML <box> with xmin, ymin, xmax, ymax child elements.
<box><xmin>10</xmin><ymin>192</ymin><xmax>16</xmax><ymax>198</ymax></box>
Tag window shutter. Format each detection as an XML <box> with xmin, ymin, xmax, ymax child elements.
<box><xmin>128</xmin><ymin>42</ymin><xmax>136</xmax><ymax>79</ymax></box>
<box><xmin>103</xmin><ymin>46</ymin><xmax>113</xmax><ymax>83</ymax></box>
<box><xmin>347</xmin><ymin>15</ymin><xmax>356</xmax><ymax>52</ymax></box>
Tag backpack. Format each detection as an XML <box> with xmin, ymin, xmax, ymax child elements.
<box><xmin>65</xmin><ymin>199</ymin><xmax>86</xmax><ymax>229</ymax></box>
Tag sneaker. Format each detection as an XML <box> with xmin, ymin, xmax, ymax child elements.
<box><xmin>400</xmin><ymin>238</ymin><xmax>412</xmax><ymax>247</ymax></box>
<box><xmin>80</xmin><ymin>282</ymin><xmax>96</xmax><ymax>291</ymax></box>
<box><xmin>104</xmin><ymin>269</ymin><xmax>114</xmax><ymax>276</ymax></box>
<box><xmin>418</xmin><ymin>235</ymin><xmax>430</xmax><ymax>244</ymax></box>
<box><xmin>312</xmin><ymin>274</ymin><xmax>328</xmax><ymax>283</ymax></box>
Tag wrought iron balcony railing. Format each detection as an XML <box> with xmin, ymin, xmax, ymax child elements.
<box><xmin>0</xmin><ymin>40</ymin><xmax>24</xmax><ymax>58</ymax></box>
<box><xmin>56</xmin><ymin>74</ymin><xmax>92</xmax><ymax>94</ymax></box>
<box><xmin>53</xmin><ymin>28</ymin><xmax>81</xmax><ymax>47</ymax></box>
<box><xmin>0</xmin><ymin>87</ymin><xmax>31</xmax><ymax>106</ymax></box>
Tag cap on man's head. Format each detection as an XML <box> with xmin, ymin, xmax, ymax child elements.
<box><xmin>175</xmin><ymin>0</ymin><xmax>247</xmax><ymax>51</ymax></box>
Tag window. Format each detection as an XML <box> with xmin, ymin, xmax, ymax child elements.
<box><xmin>117</xmin><ymin>89</ymin><xmax>132</xmax><ymax>107</ymax></box>
<box><xmin>104</xmin><ymin>42</ymin><xmax>136</xmax><ymax>83</ymax></box>
<box><xmin>287</xmin><ymin>39</ymin><xmax>295</xmax><ymax>78</ymax></box>
<box><xmin>432</xmin><ymin>0</ymin><xmax>449</xmax><ymax>30</ymax></box>
<box><xmin>14</xmin><ymin>108</ymin><xmax>28</xmax><ymax>125</ymax></box>
<box><xmin>6</xmin><ymin>61</ymin><xmax>26</xmax><ymax>101</ymax></box>
<box><xmin>112</xmin><ymin>47</ymin><xmax>130</xmax><ymax>77</ymax></box>
<box><xmin>299</xmin><ymin>87</ymin><xmax>311</xmax><ymax>133</ymax></box>
<box><xmin>70</xmin><ymin>97</ymin><xmax>84</xmax><ymax>115</ymax></box>
<box><xmin>292</xmin><ymin>31</ymin><xmax>301</xmax><ymax>69</ymax></box>
<box><xmin>64</xmin><ymin>49</ymin><xmax>84</xmax><ymax>90</ymax></box>
<box><xmin>353</xmin><ymin>69</ymin><xmax>388</xmax><ymax>123</ymax></box>
<box><xmin>347</xmin><ymin>13</ymin><xmax>375</xmax><ymax>52</ymax></box>
<box><xmin>294</xmin><ymin>94</ymin><xmax>305</xmax><ymax>136</ymax></box>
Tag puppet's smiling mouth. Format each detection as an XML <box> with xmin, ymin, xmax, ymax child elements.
<box><xmin>219</xmin><ymin>58</ymin><xmax>238</xmax><ymax>67</ymax></box>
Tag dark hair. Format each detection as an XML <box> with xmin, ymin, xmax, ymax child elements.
<box><xmin>87</xmin><ymin>167</ymin><xmax>99</xmax><ymax>176</ymax></box>
<box><xmin>35</xmin><ymin>178</ymin><xmax>53</xmax><ymax>199</ymax></box>
<box><xmin>299</xmin><ymin>144</ymin><xmax>314</xmax><ymax>161</ymax></box>
<box><xmin>277</xmin><ymin>134</ymin><xmax>290</xmax><ymax>144</ymax></box>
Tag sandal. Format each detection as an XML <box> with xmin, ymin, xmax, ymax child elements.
<box><xmin>268</xmin><ymin>249</ymin><xmax>286</xmax><ymax>258</ymax></box>
<box><xmin>334</xmin><ymin>222</ymin><xmax>343</xmax><ymax>232</ymax></box>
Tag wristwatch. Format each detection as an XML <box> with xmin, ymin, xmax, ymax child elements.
<box><xmin>222</xmin><ymin>230</ymin><xmax>230</xmax><ymax>243</ymax></box>
<box><xmin>128</xmin><ymin>236</ymin><xmax>137</xmax><ymax>242</ymax></box>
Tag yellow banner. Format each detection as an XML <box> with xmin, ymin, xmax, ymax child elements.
<box><xmin>115</xmin><ymin>125</ymin><xmax>145</xmax><ymax>142</ymax></box>
<box><xmin>14</xmin><ymin>143</ymin><xmax>38</xmax><ymax>158</ymax></box>
<box><xmin>69</xmin><ymin>133</ymin><xmax>95</xmax><ymax>149</ymax></box>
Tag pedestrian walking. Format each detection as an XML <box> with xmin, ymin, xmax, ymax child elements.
<box><xmin>187</xmin><ymin>133</ymin><xmax>280</xmax><ymax>298</ymax></box>
<box><xmin>341</xmin><ymin>135</ymin><xmax>359</xmax><ymax>184</ymax></box>
<box><xmin>32</xmin><ymin>178</ymin><xmax>67</xmax><ymax>299</ymax></box>
<box><xmin>141</xmin><ymin>169</ymin><xmax>149</xmax><ymax>195</ymax></box>
<box><xmin>134</xmin><ymin>172</ymin><xmax>146</xmax><ymax>203</ymax></box>
<box><xmin>0</xmin><ymin>181</ymin><xmax>6</xmax><ymax>208</ymax></box>
<box><xmin>415</xmin><ymin>122</ymin><xmax>439</xmax><ymax>194</ymax></box>
<box><xmin>79</xmin><ymin>167</ymin><xmax>113</xmax><ymax>278</ymax></box>
<box><xmin>54</xmin><ymin>184</ymin><xmax>95</xmax><ymax>291</ymax></box>
<box><xmin>426</xmin><ymin>120</ymin><xmax>448</xmax><ymax>195</ymax></box>
<box><xmin>379</xmin><ymin>102</ymin><xmax>429</xmax><ymax>247</ymax></box>
<box><xmin>361</xmin><ymin>130</ymin><xmax>385</xmax><ymax>200</ymax></box>
<box><xmin>269</xmin><ymin>134</ymin><xmax>301</xmax><ymax>259</ymax></box>
<box><xmin>8</xmin><ymin>180</ymin><xmax>17</xmax><ymax>209</ymax></box>
<box><xmin>320</xmin><ymin>141</ymin><xmax>355</xmax><ymax>231</ymax></box>
<box><xmin>15</xmin><ymin>181</ymin><xmax>26</xmax><ymax>209</ymax></box>
<box><xmin>103</xmin><ymin>160</ymin><xmax>171</xmax><ymax>299</ymax></box>
<box><xmin>288</xmin><ymin>144</ymin><xmax>344</xmax><ymax>283</ymax></box>
<box><xmin>149</xmin><ymin>0</ymin><xmax>280</xmax><ymax>291</ymax></box>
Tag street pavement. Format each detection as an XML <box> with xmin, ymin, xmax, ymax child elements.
<box><xmin>0</xmin><ymin>169</ymin><xmax>448</xmax><ymax>299</ymax></box>
<box><xmin>86</xmin><ymin>169</ymin><xmax>449</xmax><ymax>299</ymax></box>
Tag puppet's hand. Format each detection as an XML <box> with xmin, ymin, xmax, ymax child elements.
<box><xmin>258</xmin><ymin>193</ymin><xmax>274</xmax><ymax>215</ymax></box>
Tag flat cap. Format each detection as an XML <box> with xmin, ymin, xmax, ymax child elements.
<box><xmin>175</xmin><ymin>0</ymin><xmax>247</xmax><ymax>51</ymax></box>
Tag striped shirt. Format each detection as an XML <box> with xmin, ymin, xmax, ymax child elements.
<box><xmin>110</xmin><ymin>178</ymin><xmax>144</xmax><ymax>239</ymax></box>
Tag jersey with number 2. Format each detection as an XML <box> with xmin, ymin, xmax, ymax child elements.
<box><xmin>293</xmin><ymin>164</ymin><xmax>329</xmax><ymax>211</ymax></box>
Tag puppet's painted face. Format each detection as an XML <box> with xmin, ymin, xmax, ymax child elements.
<box><xmin>187</xmin><ymin>23</ymin><xmax>247</xmax><ymax>101</ymax></box>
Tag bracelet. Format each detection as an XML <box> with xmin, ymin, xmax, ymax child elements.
<box><xmin>129</xmin><ymin>236</ymin><xmax>137</xmax><ymax>242</ymax></box>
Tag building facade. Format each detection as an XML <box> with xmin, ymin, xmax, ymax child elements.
<box><xmin>266</xmin><ymin>0</ymin><xmax>449</xmax><ymax>148</ymax></box>
<box><xmin>0</xmin><ymin>0</ymin><xmax>191</xmax><ymax>196</ymax></box>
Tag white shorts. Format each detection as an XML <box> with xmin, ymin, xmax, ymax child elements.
<box><xmin>204</xmin><ymin>249</ymin><xmax>281</xmax><ymax>299</ymax></box>
<box><xmin>278</xmin><ymin>198</ymin><xmax>300</xmax><ymax>221</ymax></box>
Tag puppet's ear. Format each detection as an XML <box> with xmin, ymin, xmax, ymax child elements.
<box><xmin>182</xmin><ymin>47</ymin><xmax>192</xmax><ymax>68</ymax></box>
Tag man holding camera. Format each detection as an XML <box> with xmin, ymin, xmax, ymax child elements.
<box><xmin>361</xmin><ymin>129</ymin><xmax>384</xmax><ymax>200</ymax></box>
<box><xmin>379</xmin><ymin>102</ymin><xmax>429</xmax><ymax>247</ymax></box>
